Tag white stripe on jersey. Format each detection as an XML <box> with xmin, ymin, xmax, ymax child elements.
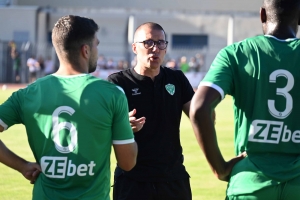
<box><xmin>0</xmin><ymin>119</ymin><xmax>8</xmax><ymax>131</ymax></box>
<box><xmin>199</xmin><ymin>81</ymin><xmax>225</xmax><ymax>100</ymax></box>
<box><xmin>113</xmin><ymin>138</ymin><xmax>135</xmax><ymax>144</ymax></box>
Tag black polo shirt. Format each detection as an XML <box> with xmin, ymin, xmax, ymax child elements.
<box><xmin>107</xmin><ymin>66</ymin><xmax>195</xmax><ymax>182</ymax></box>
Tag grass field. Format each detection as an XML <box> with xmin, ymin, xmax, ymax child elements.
<box><xmin>0</xmin><ymin>88</ymin><xmax>235</xmax><ymax>200</ymax></box>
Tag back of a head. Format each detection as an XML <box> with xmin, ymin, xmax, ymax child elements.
<box><xmin>52</xmin><ymin>15</ymin><xmax>99</xmax><ymax>64</ymax></box>
<box><xmin>134</xmin><ymin>22</ymin><xmax>166</xmax><ymax>41</ymax></box>
<box><xmin>264</xmin><ymin>0</ymin><xmax>300</xmax><ymax>24</ymax></box>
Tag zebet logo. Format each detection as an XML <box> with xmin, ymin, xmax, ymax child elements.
<box><xmin>41</xmin><ymin>106</ymin><xmax>96</xmax><ymax>178</ymax></box>
<box><xmin>41</xmin><ymin>157</ymin><xmax>96</xmax><ymax>178</ymax></box>
<box><xmin>249</xmin><ymin>120</ymin><xmax>300</xmax><ymax>144</ymax></box>
<box><xmin>248</xmin><ymin>69</ymin><xmax>299</xmax><ymax>144</ymax></box>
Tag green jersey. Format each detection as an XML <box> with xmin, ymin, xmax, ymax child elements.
<box><xmin>201</xmin><ymin>35</ymin><xmax>300</xmax><ymax>195</ymax></box>
<box><xmin>0</xmin><ymin>74</ymin><xmax>134</xmax><ymax>200</ymax></box>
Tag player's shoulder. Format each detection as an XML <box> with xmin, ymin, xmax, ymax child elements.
<box><xmin>89</xmin><ymin>76</ymin><xmax>126</xmax><ymax>95</ymax></box>
<box><xmin>230</xmin><ymin>35</ymin><xmax>264</xmax><ymax>49</ymax></box>
<box><xmin>21</xmin><ymin>75</ymin><xmax>53</xmax><ymax>91</ymax></box>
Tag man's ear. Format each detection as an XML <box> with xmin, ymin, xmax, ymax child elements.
<box><xmin>132</xmin><ymin>43</ymin><xmax>137</xmax><ymax>54</ymax></box>
<box><xmin>260</xmin><ymin>7</ymin><xmax>267</xmax><ymax>23</ymax></box>
<box><xmin>81</xmin><ymin>44</ymin><xmax>90</xmax><ymax>59</ymax></box>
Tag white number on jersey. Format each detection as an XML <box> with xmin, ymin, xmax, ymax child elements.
<box><xmin>52</xmin><ymin>106</ymin><xmax>78</xmax><ymax>153</ymax></box>
<box><xmin>268</xmin><ymin>69</ymin><xmax>294</xmax><ymax>119</ymax></box>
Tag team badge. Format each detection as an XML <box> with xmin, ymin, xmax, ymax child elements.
<box><xmin>165</xmin><ymin>84</ymin><xmax>175</xmax><ymax>95</ymax></box>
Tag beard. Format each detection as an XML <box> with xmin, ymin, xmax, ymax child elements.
<box><xmin>88</xmin><ymin>59</ymin><xmax>97</xmax><ymax>73</ymax></box>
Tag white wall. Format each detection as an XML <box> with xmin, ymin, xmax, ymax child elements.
<box><xmin>1</xmin><ymin>4</ymin><xmax>275</xmax><ymax>72</ymax></box>
<box><xmin>0</xmin><ymin>6</ymin><xmax>38</xmax><ymax>42</ymax></box>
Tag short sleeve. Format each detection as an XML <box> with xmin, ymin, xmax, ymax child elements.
<box><xmin>0</xmin><ymin>90</ymin><xmax>24</xmax><ymax>130</ymax></box>
<box><xmin>111</xmin><ymin>87</ymin><xmax>134</xmax><ymax>144</ymax></box>
<box><xmin>200</xmin><ymin>47</ymin><xmax>235</xmax><ymax>99</ymax></box>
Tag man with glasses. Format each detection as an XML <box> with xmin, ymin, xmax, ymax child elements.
<box><xmin>107</xmin><ymin>22</ymin><xmax>194</xmax><ymax>200</ymax></box>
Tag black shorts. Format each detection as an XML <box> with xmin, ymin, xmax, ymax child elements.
<box><xmin>113</xmin><ymin>172</ymin><xmax>192</xmax><ymax>200</ymax></box>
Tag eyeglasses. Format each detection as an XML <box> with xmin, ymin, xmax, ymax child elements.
<box><xmin>135</xmin><ymin>39</ymin><xmax>168</xmax><ymax>50</ymax></box>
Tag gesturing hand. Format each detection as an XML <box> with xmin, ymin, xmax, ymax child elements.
<box><xmin>129</xmin><ymin>109</ymin><xmax>146</xmax><ymax>133</ymax></box>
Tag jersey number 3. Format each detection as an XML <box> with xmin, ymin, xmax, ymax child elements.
<box><xmin>268</xmin><ymin>69</ymin><xmax>294</xmax><ymax>119</ymax></box>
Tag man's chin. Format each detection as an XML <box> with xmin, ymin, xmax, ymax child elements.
<box><xmin>89</xmin><ymin>64</ymin><xmax>97</xmax><ymax>73</ymax></box>
<box><xmin>88</xmin><ymin>66</ymin><xmax>97</xmax><ymax>73</ymax></box>
<box><xmin>149</xmin><ymin>63</ymin><xmax>161</xmax><ymax>69</ymax></box>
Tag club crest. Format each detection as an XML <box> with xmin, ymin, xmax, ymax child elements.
<box><xmin>165</xmin><ymin>84</ymin><xmax>175</xmax><ymax>95</ymax></box>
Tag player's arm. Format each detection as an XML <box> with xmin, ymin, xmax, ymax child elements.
<box><xmin>0</xmin><ymin>139</ymin><xmax>41</xmax><ymax>184</ymax></box>
<box><xmin>189</xmin><ymin>86</ymin><xmax>245</xmax><ymax>181</ymax></box>
<box><xmin>113</xmin><ymin>141</ymin><xmax>138</xmax><ymax>171</ymax></box>
<box><xmin>183</xmin><ymin>99</ymin><xmax>216</xmax><ymax>122</ymax></box>
<box><xmin>182</xmin><ymin>100</ymin><xmax>191</xmax><ymax>117</ymax></box>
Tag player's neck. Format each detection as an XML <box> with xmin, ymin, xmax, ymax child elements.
<box><xmin>55</xmin><ymin>64</ymin><xmax>88</xmax><ymax>76</ymax></box>
<box><xmin>264</xmin><ymin>22</ymin><xmax>297</xmax><ymax>39</ymax></box>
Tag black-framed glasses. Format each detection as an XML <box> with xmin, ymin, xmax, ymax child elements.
<box><xmin>135</xmin><ymin>39</ymin><xmax>168</xmax><ymax>50</ymax></box>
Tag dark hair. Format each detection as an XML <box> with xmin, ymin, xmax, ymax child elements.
<box><xmin>134</xmin><ymin>22</ymin><xmax>166</xmax><ymax>41</ymax></box>
<box><xmin>52</xmin><ymin>15</ymin><xmax>99</xmax><ymax>64</ymax></box>
<box><xmin>264</xmin><ymin>0</ymin><xmax>300</xmax><ymax>23</ymax></box>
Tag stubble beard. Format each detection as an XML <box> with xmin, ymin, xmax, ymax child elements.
<box><xmin>88</xmin><ymin>59</ymin><xmax>97</xmax><ymax>73</ymax></box>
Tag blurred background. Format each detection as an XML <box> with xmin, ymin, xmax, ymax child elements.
<box><xmin>1</xmin><ymin>0</ymin><xmax>296</xmax><ymax>87</ymax></box>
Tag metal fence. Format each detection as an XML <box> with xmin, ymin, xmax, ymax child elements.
<box><xmin>0</xmin><ymin>40</ymin><xmax>209</xmax><ymax>84</ymax></box>
<box><xmin>0</xmin><ymin>40</ymin><xmax>36</xmax><ymax>83</ymax></box>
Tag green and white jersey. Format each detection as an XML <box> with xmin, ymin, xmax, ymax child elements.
<box><xmin>0</xmin><ymin>74</ymin><xmax>134</xmax><ymax>200</ymax></box>
<box><xmin>201</xmin><ymin>35</ymin><xmax>300</xmax><ymax>195</ymax></box>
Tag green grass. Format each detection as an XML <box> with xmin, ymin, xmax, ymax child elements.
<box><xmin>0</xmin><ymin>88</ymin><xmax>234</xmax><ymax>200</ymax></box>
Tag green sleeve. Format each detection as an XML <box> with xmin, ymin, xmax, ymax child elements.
<box><xmin>201</xmin><ymin>46</ymin><xmax>236</xmax><ymax>98</ymax></box>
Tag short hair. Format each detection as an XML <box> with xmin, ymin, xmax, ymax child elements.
<box><xmin>52</xmin><ymin>15</ymin><xmax>99</xmax><ymax>64</ymax></box>
<box><xmin>263</xmin><ymin>0</ymin><xmax>300</xmax><ymax>23</ymax></box>
<box><xmin>134</xmin><ymin>22</ymin><xmax>166</xmax><ymax>41</ymax></box>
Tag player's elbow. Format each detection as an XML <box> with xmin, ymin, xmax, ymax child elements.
<box><xmin>117</xmin><ymin>150</ymin><xmax>137</xmax><ymax>171</ymax></box>
<box><xmin>118</xmin><ymin>158</ymin><xmax>137</xmax><ymax>171</ymax></box>
<box><xmin>190</xmin><ymin>102</ymin><xmax>207</xmax><ymax>122</ymax></box>
<box><xmin>114</xmin><ymin>142</ymin><xmax>138</xmax><ymax>171</ymax></box>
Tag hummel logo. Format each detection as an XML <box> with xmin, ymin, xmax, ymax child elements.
<box><xmin>132</xmin><ymin>88</ymin><xmax>141</xmax><ymax>95</ymax></box>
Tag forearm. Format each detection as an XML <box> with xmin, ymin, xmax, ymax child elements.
<box><xmin>189</xmin><ymin>86</ymin><xmax>227</xmax><ymax>178</ymax></box>
<box><xmin>0</xmin><ymin>140</ymin><xmax>27</xmax><ymax>173</ymax></box>
<box><xmin>190</xmin><ymin>87</ymin><xmax>245</xmax><ymax>181</ymax></box>
<box><xmin>191</xmin><ymin>107</ymin><xmax>227</xmax><ymax>178</ymax></box>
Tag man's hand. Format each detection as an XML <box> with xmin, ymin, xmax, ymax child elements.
<box><xmin>216</xmin><ymin>152</ymin><xmax>247</xmax><ymax>182</ymax></box>
<box><xmin>129</xmin><ymin>109</ymin><xmax>146</xmax><ymax>133</ymax></box>
<box><xmin>21</xmin><ymin>162</ymin><xmax>42</xmax><ymax>184</ymax></box>
<box><xmin>0</xmin><ymin>140</ymin><xmax>41</xmax><ymax>184</ymax></box>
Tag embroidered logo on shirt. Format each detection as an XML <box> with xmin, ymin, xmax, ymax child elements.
<box><xmin>132</xmin><ymin>88</ymin><xmax>141</xmax><ymax>95</ymax></box>
<box><xmin>165</xmin><ymin>84</ymin><xmax>175</xmax><ymax>95</ymax></box>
